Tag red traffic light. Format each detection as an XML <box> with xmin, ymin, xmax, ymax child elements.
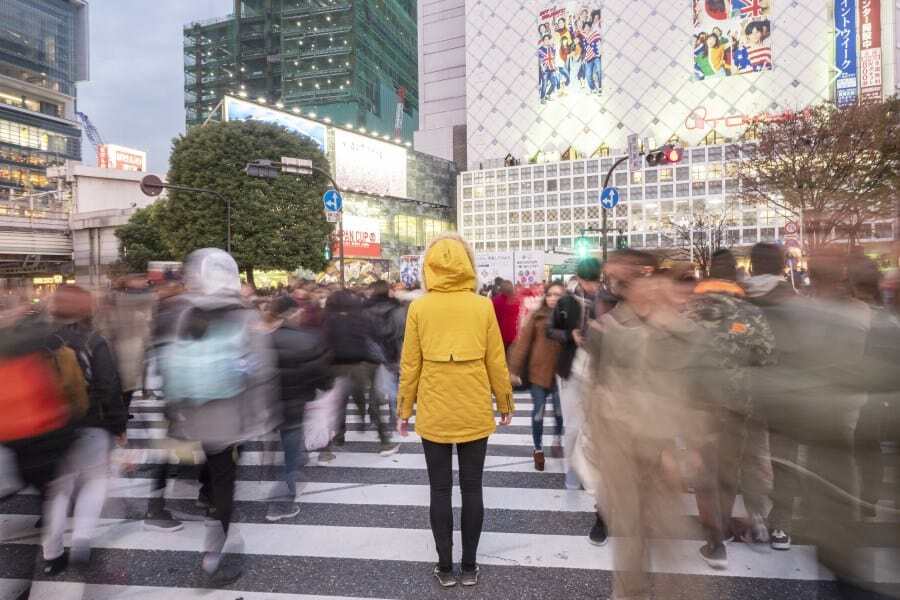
<box><xmin>664</xmin><ymin>145</ymin><xmax>683</xmax><ymax>163</ymax></box>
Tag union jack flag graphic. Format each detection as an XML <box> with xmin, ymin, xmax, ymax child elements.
<box><xmin>740</xmin><ymin>0</ymin><xmax>765</xmax><ymax>18</ymax></box>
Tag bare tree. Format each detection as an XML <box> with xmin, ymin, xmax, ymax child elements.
<box><xmin>738</xmin><ymin>98</ymin><xmax>900</xmax><ymax>252</ymax></box>
<box><xmin>665</xmin><ymin>211</ymin><xmax>730</xmax><ymax>276</ymax></box>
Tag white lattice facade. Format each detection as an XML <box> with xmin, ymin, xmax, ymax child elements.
<box><xmin>457</xmin><ymin>143</ymin><xmax>896</xmax><ymax>254</ymax></box>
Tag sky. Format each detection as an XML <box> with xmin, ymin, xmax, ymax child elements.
<box><xmin>77</xmin><ymin>0</ymin><xmax>230</xmax><ymax>174</ymax></box>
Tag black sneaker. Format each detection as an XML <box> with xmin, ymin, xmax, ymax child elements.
<box><xmin>143</xmin><ymin>509</ymin><xmax>184</xmax><ymax>532</ymax></box>
<box><xmin>589</xmin><ymin>514</ymin><xmax>608</xmax><ymax>546</ymax></box>
<box><xmin>265</xmin><ymin>502</ymin><xmax>301</xmax><ymax>522</ymax></box>
<box><xmin>460</xmin><ymin>565</ymin><xmax>480</xmax><ymax>587</ymax></box>
<box><xmin>43</xmin><ymin>553</ymin><xmax>68</xmax><ymax>576</ymax></box>
<box><xmin>699</xmin><ymin>542</ymin><xmax>728</xmax><ymax>570</ymax></box>
<box><xmin>770</xmin><ymin>529</ymin><xmax>791</xmax><ymax>551</ymax></box>
<box><xmin>432</xmin><ymin>564</ymin><xmax>457</xmax><ymax>588</ymax></box>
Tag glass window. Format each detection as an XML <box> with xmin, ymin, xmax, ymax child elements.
<box><xmin>586</xmin><ymin>161</ymin><xmax>598</xmax><ymax>174</ymax></box>
<box><xmin>644</xmin><ymin>170</ymin><xmax>658</xmax><ymax>184</ymax></box>
<box><xmin>660</xmin><ymin>184</ymin><xmax>673</xmax><ymax>199</ymax></box>
<box><xmin>534</xmin><ymin>180</ymin><xmax>545</xmax><ymax>193</ymax></box>
<box><xmin>585</xmin><ymin>175</ymin><xmax>598</xmax><ymax>188</ymax></box>
<box><xmin>631</xmin><ymin>171</ymin><xmax>643</xmax><ymax>185</ymax></box>
<box><xmin>546</xmin><ymin>179</ymin><xmax>558</xmax><ymax>192</ymax></box>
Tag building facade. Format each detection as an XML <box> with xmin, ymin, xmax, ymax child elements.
<box><xmin>0</xmin><ymin>0</ymin><xmax>89</xmax><ymax>278</ymax></box>
<box><xmin>449</xmin><ymin>0</ymin><xmax>899</xmax><ymax>259</ymax></box>
<box><xmin>220</xmin><ymin>95</ymin><xmax>456</xmax><ymax>281</ymax></box>
<box><xmin>184</xmin><ymin>0</ymin><xmax>419</xmax><ymax>142</ymax></box>
<box><xmin>412</xmin><ymin>0</ymin><xmax>466</xmax><ymax>167</ymax></box>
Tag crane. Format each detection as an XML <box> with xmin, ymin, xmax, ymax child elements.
<box><xmin>76</xmin><ymin>111</ymin><xmax>105</xmax><ymax>155</ymax></box>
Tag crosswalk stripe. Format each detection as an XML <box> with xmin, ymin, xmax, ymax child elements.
<box><xmin>0</xmin><ymin>515</ymin><xmax>846</xmax><ymax>582</ymax></box>
<box><xmin>128</xmin><ymin>413</ymin><xmax>559</xmax><ymax>428</ymax></box>
<box><xmin>112</xmin><ymin>449</ymin><xmax>567</xmax><ymax>473</ymax></box>
<box><xmin>21</xmin><ymin>581</ymin><xmax>397</xmax><ymax>600</ymax></box>
<box><xmin>124</xmin><ymin>429</ymin><xmax>541</xmax><ymax>446</ymax></box>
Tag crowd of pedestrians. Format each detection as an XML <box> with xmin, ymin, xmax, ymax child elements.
<box><xmin>1</xmin><ymin>235</ymin><xmax>899</xmax><ymax>597</ymax></box>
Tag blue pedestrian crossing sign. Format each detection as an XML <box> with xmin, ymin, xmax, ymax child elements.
<box><xmin>600</xmin><ymin>187</ymin><xmax>620</xmax><ymax>210</ymax></box>
<box><xmin>323</xmin><ymin>189</ymin><xmax>343</xmax><ymax>212</ymax></box>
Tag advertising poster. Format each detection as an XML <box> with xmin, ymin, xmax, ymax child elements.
<box><xmin>536</xmin><ymin>2</ymin><xmax>604</xmax><ymax>104</ymax></box>
<box><xmin>97</xmin><ymin>144</ymin><xmax>146</xmax><ymax>172</ymax></box>
<box><xmin>834</xmin><ymin>0</ymin><xmax>859</xmax><ymax>107</ymax></box>
<box><xmin>858</xmin><ymin>0</ymin><xmax>882</xmax><ymax>103</ymax></box>
<box><xmin>334</xmin><ymin>129</ymin><xmax>408</xmax><ymax>198</ymax></box>
<box><xmin>692</xmin><ymin>0</ymin><xmax>774</xmax><ymax>80</ymax></box>
<box><xmin>514</xmin><ymin>251</ymin><xmax>546</xmax><ymax>287</ymax></box>
<box><xmin>224</xmin><ymin>96</ymin><xmax>327</xmax><ymax>153</ymax></box>
<box><xmin>399</xmin><ymin>255</ymin><xmax>422</xmax><ymax>289</ymax></box>
<box><xmin>475</xmin><ymin>252</ymin><xmax>515</xmax><ymax>285</ymax></box>
<box><xmin>333</xmin><ymin>215</ymin><xmax>381</xmax><ymax>259</ymax></box>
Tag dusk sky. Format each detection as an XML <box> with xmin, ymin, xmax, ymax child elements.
<box><xmin>77</xmin><ymin>0</ymin><xmax>230</xmax><ymax>174</ymax></box>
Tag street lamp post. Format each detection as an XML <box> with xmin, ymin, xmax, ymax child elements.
<box><xmin>245</xmin><ymin>158</ymin><xmax>346</xmax><ymax>288</ymax></box>
<box><xmin>139</xmin><ymin>174</ymin><xmax>232</xmax><ymax>253</ymax></box>
<box><xmin>600</xmin><ymin>155</ymin><xmax>630</xmax><ymax>262</ymax></box>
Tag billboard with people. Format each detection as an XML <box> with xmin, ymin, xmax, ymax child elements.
<box><xmin>693</xmin><ymin>0</ymin><xmax>774</xmax><ymax>80</ymax></box>
<box><xmin>537</xmin><ymin>2</ymin><xmax>604</xmax><ymax>104</ymax></box>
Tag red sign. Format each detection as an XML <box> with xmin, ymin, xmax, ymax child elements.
<box><xmin>332</xmin><ymin>215</ymin><xmax>381</xmax><ymax>259</ymax></box>
<box><xmin>858</xmin><ymin>0</ymin><xmax>882</xmax><ymax>103</ymax></box>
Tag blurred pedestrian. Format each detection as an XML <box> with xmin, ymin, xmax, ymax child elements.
<box><xmin>491</xmin><ymin>280</ymin><xmax>521</xmax><ymax>352</ymax></box>
<box><xmin>47</xmin><ymin>284</ymin><xmax>127</xmax><ymax>567</ymax></box>
<box><xmin>263</xmin><ymin>295</ymin><xmax>333</xmax><ymax>522</ymax></box>
<box><xmin>509</xmin><ymin>282</ymin><xmax>565</xmax><ymax>471</ymax></box>
<box><xmin>397</xmin><ymin>233</ymin><xmax>514</xmax><ymax>588</ymax></box>
<box><xmin>365</xmin><ymin>280</ymin><xmax>409</xmax><ymax>424</ymax></box>
<box><xmin>322</xmin><ymin>289</ymin><xmax>398</xmax><ymax>458</ymax></box>
<box><xmin>0</xmin><ymin>299</ymin><xmax>77</xmax><ymax>575</ymax></box>
<box><xmin>159</xmin><ymin>248</ymin><xmax>278</xmax><ymax>582</ymax></box>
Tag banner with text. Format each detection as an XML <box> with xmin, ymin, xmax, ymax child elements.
<box><xmin>834</xmin><ymin>0</ymin><xmax>859</xmax><ymax>107</ymax></box>
<box><xmin>858</xmin><ymin>0</ymin><xmax>882</xmax><ymax>103</ymax></box>
<box><xmin>334</xmin><ymin>215</ymin><xmax>381</xmax><ymax>259</ymax></box>
<box><xmin>514</xmin><ymin>251</ymin><xmax>546</xmax><ymax>287</ymax></box>
<box><xmin>475</xmin><ymin>252</ymin><xmax>515</xmax><ymax>286</ymax></box>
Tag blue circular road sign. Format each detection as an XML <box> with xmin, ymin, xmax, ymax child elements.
<box><xmin>323</xmin><ymin>189</ymin><xmax>343</xmax><ymax>212</ymax></box>
<box><xmin>600</xmin><ymin>187</ymin><xmax>620</xmax><ymax>210</ymax></box>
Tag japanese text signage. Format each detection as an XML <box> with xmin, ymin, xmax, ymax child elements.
<box><xmin>858</xmin><ymin>0</ymin><xmax>882</xmax><ymax>103</ymax></box>
<box><xmin>333</xmin><ymin>215</ymin><xmax>381</xmax><ymax>259</ymax></box>
<box><xmin>834</xmin><ymin>0</ymin><xmax>858</xmax><ymax>108</ymax></box>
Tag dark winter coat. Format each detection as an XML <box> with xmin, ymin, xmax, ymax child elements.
<box><xmin>508</xmin><ymin>306</ymin><xmax>562</xmax><ymax>389</ymax></box>
<box><xmin>364</xmin><ymin>294</ymin><xmax>408</xmax><ymax>365</ymax></box>
<box><xmin>270</xmin><ymin>324</ymin><xmax>334</xmax><ymax>428</ymax></box>
<box><xmin>325</xmin><ymin>292</ymin><xmax>383</xmax><ymax>365</ymax></box>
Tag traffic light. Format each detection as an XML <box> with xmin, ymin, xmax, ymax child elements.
<box><xmin>575</xmin><ymin>236</ymin><xmax>593</xmax><ymax>259</ymax></box>
<box><xmin>244</xmin><ymin>159</ymin><xmax>281</xmax><ymax>178</ymax></box>
<box><xmin>645</xmin><ymin>144</ymin><xmax>684</xmax><ymax>167</ymax></box>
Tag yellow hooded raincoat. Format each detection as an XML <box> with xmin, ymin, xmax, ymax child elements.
<box><xmin>398</xmin><ymin>235</ymin><xmax>514</xmax><ymax>444</ymax></box>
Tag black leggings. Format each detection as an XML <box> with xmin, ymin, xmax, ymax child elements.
<box><xmin>422</xmin><ymin>437</ymin><xmax>488</xmax><ymax>571</ymax></box>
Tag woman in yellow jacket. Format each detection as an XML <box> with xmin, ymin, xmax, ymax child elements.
<box><xmin>397</xmin><ymin>233</ymin><xmax>514</xmax><ymax>588</ymax></box>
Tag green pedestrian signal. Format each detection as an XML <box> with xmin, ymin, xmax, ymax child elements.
<box><xmin>575</xmin><ymin>236</ymin><xmax>592</xmax><ymax>259</ymax></box>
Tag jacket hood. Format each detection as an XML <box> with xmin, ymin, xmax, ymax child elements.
<box><xmin>743</xmin><ymin>274</ymin><xmax>783</xmax><ymax>298</ymax></box>
<box><xmin>694</xmin><ymin>279</ymin><xmax>745</xmax><ymax>297</ymax></box>
<box><xmin>423</xmin><ymin>237</ymin><xmax>477</xmax><ymax>293</ymax></box>
<box><xmin>184</xmin><ymin>248</ymin><xmax>241</xmax><ymax>299</ymax></box>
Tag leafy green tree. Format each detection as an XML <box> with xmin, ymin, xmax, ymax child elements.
<box><xmin>115</xmin><ymin>199</ymin><xmax>174</xmax><ymax>272</ymax></box>
<box><xmin>163</xmin><ymin>120</ymin><xmax>333</xmax><ymax>284</ymax></box>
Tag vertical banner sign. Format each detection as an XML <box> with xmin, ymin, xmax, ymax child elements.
<box><xmin>858</xmin><ymin>0</ymin><xmax>882</xmax><ymax>103</ymax></box>
<box><xmin>834</xmin><ymin>0</ymin><xmax>859</xmax><ymax>108</ymax></box>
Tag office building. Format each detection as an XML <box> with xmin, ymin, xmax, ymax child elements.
<box><xmin>0</xmin><ymin>0</ymin><xmax>89</xmax><ymax>278</ymax></box>
<box><xmin>184</xmin><ymin>0</ymin><xmax>419</xmax><ymax>142</ymax></box>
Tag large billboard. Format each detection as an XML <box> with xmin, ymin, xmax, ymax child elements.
<box><xmin>223</xmin><ymin>96</ymin><xmax>327</xmax><ymax>153</ymax></box>
<box><xmin>536</xmin><ymin>2</ymin><xmax>604</xmax><ymax>104</ymax></box>
<box><xmin>334</xmin><ymin>129</ymin><xmax>407</xmax><ymax>198</ymax></box>
<box><xmin>834</xmin><ymin>0</ymin><xmax>859</xmax><ymax>107</ymax></box>
<box><xmin>693</xmin><ymin>0</ymin><xmax>774</xmax><ymax>80</ymax></box>
<box><xmin>97</xmin><ymin>144</ymin><xmax>146</xmax><ymax>172</ymax></box>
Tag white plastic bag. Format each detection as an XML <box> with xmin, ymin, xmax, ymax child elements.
<box><xmin>303</xmin><ymin>377</ymin><xmax>348</xmax><ymax>451</ymax></box>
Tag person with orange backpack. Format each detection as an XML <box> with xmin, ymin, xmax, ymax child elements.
<box><xmin>0</xmin><ymin>298</ymin><xmax>79</xmax><ymax>575</ymax></box>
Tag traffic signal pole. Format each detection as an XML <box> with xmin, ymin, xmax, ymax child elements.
<box><xmin>139</xmin><ymin>175</ymin><xmax>231</xmax><ymax>253</ymax></box>
<box><xmin>601</xmin><ymin>155</ymin><xmax>630</xmax><ymax>262</ymax></box>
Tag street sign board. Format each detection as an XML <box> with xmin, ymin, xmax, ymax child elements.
<box><xmin>325</xmin><ymin>211</ymin><xmax>341</xmax><ymax>223</ymax></box>
<box><xmin>600</xmin><ymin>187</ymin><xmax>620</xmax><ymax>210</ymax></box>
<box><xmin>323</xmin><ymin>189</ymin><xmax>343</xmax><ymax>212</ymax></box>
<box><xmin>627</xmin><ymin>134</ymin><xmax>641</xmax><ymax>171</ymax></box>
<box><xmin>282</xmin><ymin>156</ymin><xmax>313</xmax><ymax>175</ymax></box>
<box><xmin>139</xmin><ymin>174</ymin><xmax>164</xmax><ymax>197</ymax></box>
